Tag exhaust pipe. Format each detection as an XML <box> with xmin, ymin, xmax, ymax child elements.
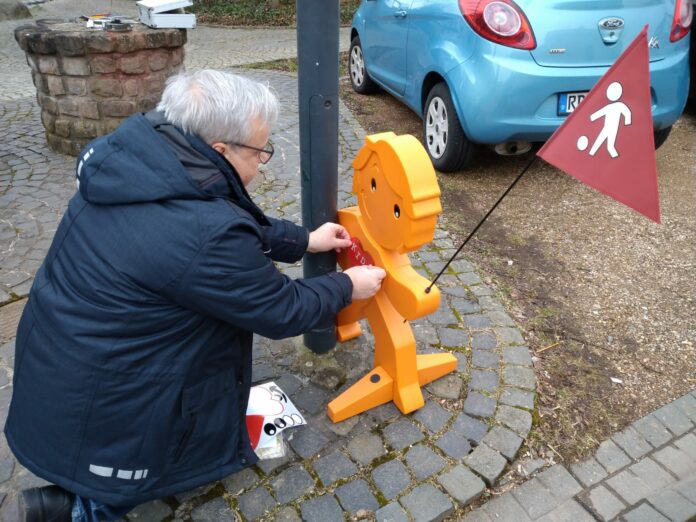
<box><xmin>493</xmin><ymin>141</ymin><xmax>532</xmax><ymax>156</ymax></box>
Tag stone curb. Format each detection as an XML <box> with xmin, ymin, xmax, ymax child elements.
<box><xmin>466</xmin><ymin>389</ymin><xmax>696</xmax><ymax>521</ymax></box>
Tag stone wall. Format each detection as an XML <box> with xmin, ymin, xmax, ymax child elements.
<box><xmin>15</xmin><ymin>20</ymin><xmax>186</xmax><ymax>156</ymax></box>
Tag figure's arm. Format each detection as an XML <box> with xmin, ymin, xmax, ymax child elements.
<box><xmin>622</xmin><ymin>105</ymin><xmax>631</xmax><ymax>125</ymax></box>
<box><xmin>590</xmin><ymin>107</ymin><xmax>606</xmax><ymax>121</ymax></box>
<box><xmin>382</xmin><ymin>254</ymin><xmax>441</xmax><ymax>320</ymax></box>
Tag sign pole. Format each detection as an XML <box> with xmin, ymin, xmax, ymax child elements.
<box><xmin>297</xmin><ymin>0</ymin><xmax>340</xmax><ymax>353</ymax></box>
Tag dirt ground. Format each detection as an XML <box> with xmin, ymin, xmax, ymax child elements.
<box><xmin>340</xmin><ymin>78</ymin><xmax>696</xmax><ymax>463</ymax></box>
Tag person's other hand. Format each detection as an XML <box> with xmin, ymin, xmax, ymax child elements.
<box><xmin>344</xmin><ymin>265</ymin><xmax>387</xmax><ymax>300</ymax></box>
<box><xmin>307</xmin><ymin>222</ymin><xmax>351</xmax><ymax>253</ymax></box>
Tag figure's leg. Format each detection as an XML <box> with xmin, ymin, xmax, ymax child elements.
<box><xmin>328</xmin><ymin>294</ymin><xmax>457</xmax><ymax>423</ymax></box>
<box><xmin>369</xmin><ymin>293</ymin><xmax>424</xmax><ymax>414</ymax></box>
<box><xmin>589</xmin><ymin>129</ymin><xmax>608</xmax><ymax>156</ymax></box>
<box><xmin>606</xmin><ymin>134</ymin><xmax>618</xmax><ymax>158</ymax></box>
<box><xmin>328</xmin><ymin>293</ymin><xmax>422</xmax><ymax>422</ymax></box>
<box><xmin>336</xmin><ymin>301</ymin><xmax>365</xmax><ymax>341</ymax></box>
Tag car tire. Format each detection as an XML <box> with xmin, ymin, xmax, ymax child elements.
<box><xmin>423</xmin><ymin>83</ymin><xmax>474</xmax><ymax>172</ymax></box>
<box><xmin>349</xmin><ymin>36</ymin><xmax>379</xmax><ymax>94</ymax></box>
<box><xmin>653</xmin><ymin>126</ymin><xmax>672</xmax><ymax>150</ymax></box>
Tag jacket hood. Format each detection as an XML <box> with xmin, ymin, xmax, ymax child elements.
<box><xmin>76</xmin><ymin>113</ymin><xmax>208</xmax><ymax>205</ymax></box>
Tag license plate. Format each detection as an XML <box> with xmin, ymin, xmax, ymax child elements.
<box><xmin>558</xmin><ymin>91</ymin><xmax>588</xmax><ymax>116</ymax></box>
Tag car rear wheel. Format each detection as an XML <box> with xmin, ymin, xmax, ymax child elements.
<box><xmin>653</xmin><ymin>126</ymin><xmax>672</xmax><ymax>150</ymax></box>
<box><xmin>349</xmin><ymin>36</ymin><xmax>379</xmax><ymax>94</ymax></box>
<box><xmin>423</xmin><ymin>83</ymin><xmax>474</xmax><ymax>172</ymax></box>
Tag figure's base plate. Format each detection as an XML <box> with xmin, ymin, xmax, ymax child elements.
<box><xmin>327</xmin><ymin>352</ymin><xmax>457</xmax><ymax>423</ymax></box>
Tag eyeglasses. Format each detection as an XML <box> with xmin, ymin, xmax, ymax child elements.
<box><xmin>228</xmin><ymin>141</ymin><xmax>274</xmax><ymax>164</ymax></box>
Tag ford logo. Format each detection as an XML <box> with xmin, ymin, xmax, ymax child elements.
<box><xmin>600</xmin><ymin>17</ymin><xmax>624</xmax><ymax>30</ymax></box>
<box><xmin>598</xmin><ymin>17</ymin><xmax>624</xmax><ymax>44</ymax></box>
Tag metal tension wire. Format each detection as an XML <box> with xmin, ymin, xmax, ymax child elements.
<box><xmin>424</xmin><ymin>155</ymin><xmax>539</xmax><ymax>294</ymax></box>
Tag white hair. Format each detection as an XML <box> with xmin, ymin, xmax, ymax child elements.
<box><xmin>157</xmin><ymin>70</ymin><xmax>279</xmax><ymax>144</ymax></box>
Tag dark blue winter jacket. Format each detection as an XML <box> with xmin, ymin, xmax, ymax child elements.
<box><xmin>5</xmin><ymin>112</ymin><xmax>352</xmax><ymax>506</ymax></box>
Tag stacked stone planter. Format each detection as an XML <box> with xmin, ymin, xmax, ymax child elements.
<box><xmin>14</xmin><ymin>19</ymin><xmax>186</xmax><ymax>156</ymax></box>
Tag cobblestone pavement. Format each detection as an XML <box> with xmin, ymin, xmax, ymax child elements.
<box><xmin>0</xmin><ymin>2</ymin><xmax>694</xmax><ymax>522</ymax></box>
<box><xmin>465</xmin><ymin>394</ymin><xmax>696</xmax><ymax>522</ymax></box>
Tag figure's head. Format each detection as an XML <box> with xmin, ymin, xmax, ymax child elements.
<box><xmin>606</xmin><ymin>81</ymin><xmax>623</xmax><ymax>102</ymax></box>
<box><xmin>352</xmin><ymin>132</ymin><xmax>441</xmax><ymax>253</ymax></box>
<box><xmin>158</xmin><ymin>70</ymin><xmax>278</xmax><ymax>187</ymax></box>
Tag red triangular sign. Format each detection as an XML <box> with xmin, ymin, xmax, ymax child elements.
<box><xmin>537</xmin><ymin>26</ymin><xmax>661</xmax><ymax>223</ymax></box>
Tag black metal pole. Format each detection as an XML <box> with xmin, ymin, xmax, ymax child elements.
<box><xmin>297</xmin><ymin>0</ymin><xmax>340</xmax><ymax>353</ymax></box>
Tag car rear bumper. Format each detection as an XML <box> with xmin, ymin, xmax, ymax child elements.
<box><xmin>445</xmin><ymin>46</ymin><xmax>690</xmax><ymax>144</ymax></box>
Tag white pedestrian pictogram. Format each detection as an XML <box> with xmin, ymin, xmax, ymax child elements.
<box><xmin>576</xmin><ymin>81</ymin><xmax>631</xmax><ymax>158</ymax></box>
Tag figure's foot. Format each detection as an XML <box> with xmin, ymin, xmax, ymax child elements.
<box><xmin>416</xmin><ymin>353</ymin><xmax>457</xmax><ymax>386</ymax></box>
<box><xmin>337</xmin><ymin>321</ymin><xmax>362</xmax><ymax>342</ymax></box>
<box><xmin>328</xmin><ymin>367</ymin><xmax>393</xmax><ymax>422</ymax></box>
<box><xmin>19</xmin><ymin>485</ymin><xmax>74</xmax><ymax>522</ymax></box>
<box><xmin>393</xmin><ymin>381</ymin><xmax>425</xmax><ymax>415</ymax></box>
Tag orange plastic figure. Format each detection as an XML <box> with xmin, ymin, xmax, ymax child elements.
<box><xmin>328</xmin><ymin>132</ymin><xmax>457</xmax><ymax>423</ymax></box>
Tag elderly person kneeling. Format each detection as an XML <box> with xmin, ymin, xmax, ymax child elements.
<box><xmin>6</xmin><ymin>70</ymin><xmax>385</xmax><ymax>522</ymax></box>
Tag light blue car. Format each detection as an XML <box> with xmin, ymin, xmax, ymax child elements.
<box><xmin>349</xmin><ymin>0</ymin><xmax>693</xmax><ymax>171</ymax></box>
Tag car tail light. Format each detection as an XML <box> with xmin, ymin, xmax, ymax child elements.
<box><xmin>459</xmin><ymin>0</ymin><xmax>536</xmax><ymax>50</ymax></box>
<box><xmin>670</xmin><ymin>0</ymin><xmax>693</xmax><ymax>42</ymax></box>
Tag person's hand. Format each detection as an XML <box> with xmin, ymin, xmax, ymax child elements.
<box><xmin>344</xmin><ymin>265</ymin><xmax>386</xmax><ymax>300</ymax></box>
<box><xmin>307</xmin><ymin>222</ymin><xmax>351</xmax><ymax>253</ymax></box>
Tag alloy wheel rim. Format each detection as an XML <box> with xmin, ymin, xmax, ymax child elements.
<box><xmin>425</xmin><ymin>96</ymin><xmax>448</xmax><ymax>159</ymax></box>
<box><xmin>350</xmin><ymin>46</ymin><xmax>365</xmax><ymax>86</ymax></box>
